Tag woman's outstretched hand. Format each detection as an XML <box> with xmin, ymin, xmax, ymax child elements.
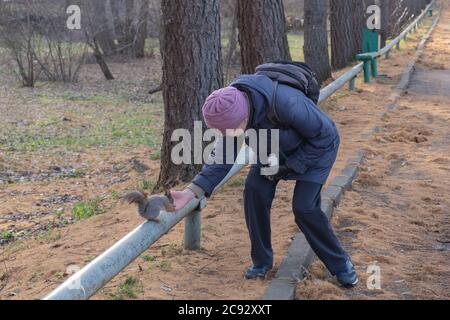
<box><xmin>170</xmin><ymin>189</ymin><xmax>196</xmax><ymax>211</ymax></box>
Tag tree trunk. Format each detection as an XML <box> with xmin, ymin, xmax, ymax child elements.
<box><xmin>303</xmin><ymin>0</ymin><xmax>331</xmax><ymax>84</ymax></box>
<box><xmin>351</xmin><ymin>0</ymin><xmax>366</xmax><ymax>55</ymax></box>
<box><xmin>92</xmin><ymin>0</ymin><xmax>116</xmax><ymax>56</ymax></box>
<box><xmin>82</xmin><ymin>3</ymin><xmax>115</xmax><ymax>80</ymax></box>
<box><xmin>120</xmin><ymin>0</ymin><xmax>135</xmax><ymax>54</ymax></box>
<box><xmin>380</xmin><ymin>0</ymin><xmax>390</xmax><ymax>48</ymax></box>
<box><xmin>86</xmin><ymin>32</ymin><xmax>115</xmax><ymax>80</ymax></box>
<box><xmin>109</xmin><ymin>0</ymin><xmax>123</xmax><ymax>40</ymax></box>
<box><xmin>134</xmin><ymin>0</ymin><xmax>149</xmax><ymax>58</ymax></box>
<box><xmin>92</xmin><ymin>49</ymin><xmax>115</xmax><ymax>80</ymax></box>
<box><xmin>237</xmin><ymin>0</ymin><xmax>291</xmax><ymax>74</ymax></box>
<box><xmin>225</xmin><ymin>0</ymin><xmax>238</xmax><ymax>83</ymax></box>
<box><xmin>330</xmin><ymin>0</ymin><xmax>368</xmax><ymax>70</ymax></box>
<box><xmin>330</xmin><ymin>0</ymin><xmax>354</xmax><ymax>70</ymax></box>
<box><xmin>410</xmin><ymin>0</ymin><xmax>422</xmax><ymax>16</ymax></box>
<box><xmin>156</xmin><ymin>0</ymin><xmax>223</xmax><ymax>191</ymax></box>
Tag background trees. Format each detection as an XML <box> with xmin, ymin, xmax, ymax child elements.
<box><xmin>0</xmin><ymin>0</ymin><xmax>433</xmax><ymax>186</ymax></box>
<box><xmin>0</xmin><ymin>0</ymin><xmax>89</xmax><ymax>86</ymax></box>
<box><xmin>103</xmin><ymin>0</ymin><xmax>151</xmax><ymax>57</ymax></box>
<box><xmin>91</xmin><ymin>1</ymin><xmax>117</xmax><ymax>57</ymax></box>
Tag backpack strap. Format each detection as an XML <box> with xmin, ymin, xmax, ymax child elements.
<box><xmin>267</xmin><ymin>81</ymin><xmax>288</xmax><ymax>129</ymax></box>
<box><xmin>266</xmin><ymin>81</ymin><xmax>279</xmax><ymax>125</ymax></box>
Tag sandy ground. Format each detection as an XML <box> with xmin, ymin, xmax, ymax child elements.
<box><xmin>297</xmin><ymin>3</ymin><xmax>450</xmax><ymax>300</ymax></box>
<box><xmin>0</xmin><ymin>8</ymin><xmax>444</xmax><ymax>300</ymax></box>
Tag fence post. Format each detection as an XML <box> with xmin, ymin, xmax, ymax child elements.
<box><xmin>357</xmin><ymin>53</ymin><xmax>374</xmax><ymax>83</ymax></box>
<box><xmin>363</xmin><ymin>61</ymin><xmax>371</xmax><ymax>83</ymax></box>
<box><xmin>349</xmin><ymin>77</ymin><xmax>356</xmax><ymax>91</ymax></box>
<box><xmin>396</xmin><ymin>41</ymin><xmax>401</xmax><ymax>50</ymax></box>
<box><xmin>184</xmin><ymin>210</ymin><xmax>201</xmax><ymax>250</ymax></box>
<box><xmin>371</xmin><ymin>58</ymin><xmax>378</xmax><ymax>78</ymax></box>
<box><xmin>385</xmin><ymin>50</ymin><xmax>390</xmax><ymax>59</ymax></box>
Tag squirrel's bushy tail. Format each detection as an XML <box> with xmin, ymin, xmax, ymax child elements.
<box><xmin>122</xmin><ymin>191</ymin><xmax>148</xmax><ymax>205</ymax></box>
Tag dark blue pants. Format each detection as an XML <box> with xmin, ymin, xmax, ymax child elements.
<box><xmin>244</xmin><ymin>166</ymin><xmax>349</xmax><ymax>275</ymax></box>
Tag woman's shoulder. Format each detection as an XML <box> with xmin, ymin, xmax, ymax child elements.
<box><xmin>275</xmin><ymin>85</ymin><xmax>312</xmax><ymax>118</ymax></box>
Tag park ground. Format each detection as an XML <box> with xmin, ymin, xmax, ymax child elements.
<box><xmin>0</xmin><ymin>5</ymin><xmax>448</xmax><ymax>300</ymax></box>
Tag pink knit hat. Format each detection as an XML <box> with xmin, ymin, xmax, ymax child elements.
<box><xmin>202</xmin><ymin>87</ymin><xmax>249</xmax><ymax>134</ymax></box>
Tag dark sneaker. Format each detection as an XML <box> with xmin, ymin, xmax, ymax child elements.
<box><xmin>336</xmin><ymin>259</ymin><xmax>359</xmax><ymax>287</ymax></box>
<box><xmin>244</xmin><ymin>266</ymin><xmax>272</xmax><ymax>280</ymax></box>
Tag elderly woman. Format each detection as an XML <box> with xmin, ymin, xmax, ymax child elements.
<box><xmin>170</xmin><ymin>73</ymin><xmax>358</xmax><ymax>287</ymax></box>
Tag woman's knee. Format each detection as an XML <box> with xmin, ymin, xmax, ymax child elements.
<box><xmin>292</xmin><ymin>182</ymin><xmax>323</xmax><ymax>216</ymax></box>
<box><xmin>292</xmin><ymin>198</ymin><xmax>319</xmax><ymax>216</ymax></box>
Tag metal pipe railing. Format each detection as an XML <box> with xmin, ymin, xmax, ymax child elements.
<box><xmin>43</xmin><ymin>146</ymin><xmax>253</xmax><ymax>300</ymax></box>
<box><xmin>318</xmin><ymin>63</ymin><xmax>364</xmax><ymax>103</ymax></box>
<box><xmin>43</xmin><ymin>199</ymin><xmax>200</xmax><ymax>300</ymax></box>
<box><xmin>43</xmin><ymin>0</ymin><xmax>436</xmax><ymax>300</ymax></box>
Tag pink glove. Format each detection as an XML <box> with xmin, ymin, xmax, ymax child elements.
<box><xmin>170</xmin><ymin>189</ymin><xmax>196</xmax><ymax>210</ymax></box>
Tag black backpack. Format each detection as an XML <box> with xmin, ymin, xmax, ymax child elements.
<box><xmin>255</xmin><ymin>61</ymin><xmax>320</xmax><ymax>128</ymax></box>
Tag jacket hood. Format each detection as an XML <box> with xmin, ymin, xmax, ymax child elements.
<box><xmin>231</xmin><ymin>75</ymin><xmax>274</xmax><ymax>127</ymax></box>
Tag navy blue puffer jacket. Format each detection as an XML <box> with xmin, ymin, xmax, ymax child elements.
<box><xmin>192</xmin><ymin>74</ymin><xmax>340</xmax><ymax>197</ymax></box>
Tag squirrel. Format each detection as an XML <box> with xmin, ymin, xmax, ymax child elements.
<box><xmin>122</xmin><ymin>191</ymin><xmax>176</xmax><ymax>222</ymax></box>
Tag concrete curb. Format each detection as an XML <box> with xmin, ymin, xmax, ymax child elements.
<box><xmin>397</xmin><ymin>11</ymin><xmax>441</xmax><ymax>91</ymax></box>
<box><xmin>261</xmin><ymin>10</ymin><xmax>441</xmax><ymax>301</ymax></box>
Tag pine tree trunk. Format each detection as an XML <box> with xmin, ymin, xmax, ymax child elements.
<box><xmin>330</xmin><ymin>0</ymin><xmax>354</xmax><ymax>70</ymax></box>
<box><xmin>237</xmin><ymin>0</ymin><xmax>291</xmax><ymax>74</ymax></box>
<box><xmin>156</xmin><ymin>0</ymin><xmax>223</xmax><ymax>191</ymax></box>
<box><xmin>304</xmin><ymin>0</ymin><xmax>331</xmax><ymax>84</ymax></box>
<box><xmin>225</xmin><ymin>0</ymin><xmax>238</xmax><ymax>83</ymax></box>
<box><xmin>330</xmin><ymin>0</ymin><xmax>367</xmax><ymax>70</ymax></box>
<box><xmin>350</xmin><ymin>0</ymin><xmax>365</xmax><ymax>56</ymax></box>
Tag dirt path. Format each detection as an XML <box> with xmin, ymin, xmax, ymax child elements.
<box><xmin>297</xmin><ymin>4</ymin><xmax>450</xmax><ymax>300</ymax></box>
<box><xmin>0</xmin><ymin>8</ymin><xmax>442</xmax><ymax>300</ymax></box>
